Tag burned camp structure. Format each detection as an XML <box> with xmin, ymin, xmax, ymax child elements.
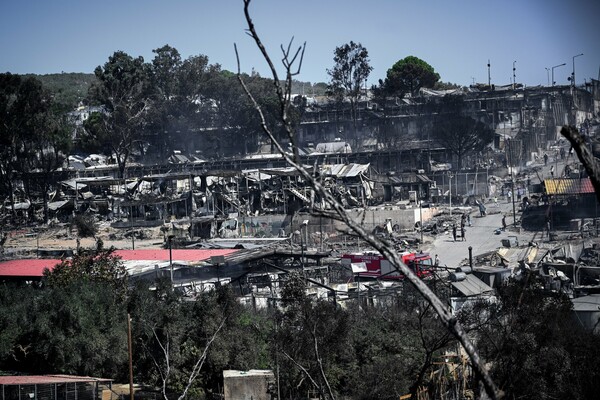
<box><xmin>521</xmin><ymin>176</ymin><xmax>599</xmax><ymax>232</ymax></box>
<box><xmin>39</xmin><ymin>162</ymin><xmax>436</xmax><ymax>240</ymax></box>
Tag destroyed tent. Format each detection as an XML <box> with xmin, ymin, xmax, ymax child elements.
<box><xmin>319</xmin><ymin>163</ymin><xmax>372</xmax><ymax>207</ymax></box>
<box><xmin>539</xmin><ymin>177</ymin><xmax>598</xmax><ymax>229</ymax></box>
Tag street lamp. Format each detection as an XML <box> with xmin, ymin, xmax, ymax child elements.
<box><xmin>552</xmin><ymin>63</ymin><xmax>566</xmax><ymax>86</ymax></box>
<box><xmin>571</xmin><ymin>53</ymin><xmax>584</xmax><ymax>87</ymax></box>
<box><xmin>545</xmin><ymin>67</ymin><xmax>550</xmax><ymax>86</ymax></box>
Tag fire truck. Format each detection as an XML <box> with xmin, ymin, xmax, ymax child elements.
<box><xmin>341</xmin><ymin>251</ymin><xmax>433</xmax><ymax>280</ymax></box>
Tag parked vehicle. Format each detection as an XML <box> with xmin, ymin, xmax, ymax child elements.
<box><xmin>341</xmin><ymin>251</ymin><xmax>433</xmax><ymax>280</ymax></box>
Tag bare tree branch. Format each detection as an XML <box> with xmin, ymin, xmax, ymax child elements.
<box><xmin>282</xmin><ymin>351</ymin><xmax>323</xmax><ymax>397</ymax></box>
<box><xmin>238</xmin><ymin>1</ymin><xmax>502</xmax><ymax>398</ymax></box>
<box><xmin>177</xmin><ymin>317</ymin><xmax>227</xmax><ymax>400</ymax></box>
<box><xmin>311</xmin><ymin>325</ymin><xmax>335</xmax><ymax>400</ymax></box>
<box><xmin>149</xmin><ymin>326</ymin><xmax>171</xmax><ymax>400</ymax></box>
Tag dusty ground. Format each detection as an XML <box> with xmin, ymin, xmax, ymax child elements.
<box><xmin>3</xmin><ymin>221</ymin><xmax>166</xmax><ymax>257</ymax></box>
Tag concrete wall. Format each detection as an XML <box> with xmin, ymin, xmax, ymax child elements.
<box><xmin>322</xmin><ymin>205</ymin><xmax>436</xmax><ymax>234</ymax></box>
<box><xmin>223</xmin><ymin>370</ymin><xmax>275</xmax><ymax>400</ymax></box>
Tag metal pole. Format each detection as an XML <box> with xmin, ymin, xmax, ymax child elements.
<box><xmin>127</xmin><ymin>314</ymin><xmax>134</xmax><ymax>400</ymax></box>
<box><xmin>552</xmin><ymin>63</ymin><xmax>566</xmax><ymax>86</ymax></box>
<box><xmin>512</xmin><ymin>178</ymin><xmax>517</xmax><ymax>226</ymax></box>
<box><xmin>469</xmin><ymin>246</ymin><xmax>473</xmax><ymax>269</ymax></box>
<box><xmin>572</xmin><ymin>53</ymin><xmax>583</xmax><ymax>87</ymax></box>
<box><xmin>169</xmin><ymin>237</ymin><xmax>173</xmax><ymax>283</ymax></box>
<box><xmin>419</xmin><ymin>200</ymin><xmax>423</xmax><ymax>244</ymax></box>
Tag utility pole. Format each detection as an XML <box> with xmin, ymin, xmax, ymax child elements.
<box><xmin>513</xmin><ymin>61</ymin><xmax>516</xmax><ymax>90</ymax></box>
<box><xmin>545</xmin><ymin>67</ymin><xmax>550</xmax><ymax>86</ymax></box>
<box><xmin>168</xmin><ymin>235</ymin><xmax>173</xmax><ymax>283</ymax></box>
<box><xmin>487</xmin><ymin>60</ymin><xmax>491</xmax><ymax>88</ymax></box>
<box><xmin>571</xmin><ymin>53</ymin><xmax>584</xmax><ymax>87</ymax></box>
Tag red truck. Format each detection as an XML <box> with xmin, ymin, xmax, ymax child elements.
<box><xmin>341</xmin><ymin>251</ymin><xmax>433</xmax><ymax>280</ymax></box>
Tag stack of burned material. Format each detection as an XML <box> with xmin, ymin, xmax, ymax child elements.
<box><xmin>523</xmin><ymin>241</ymin><xmax>600</xmax><ymax>296</ymax></box>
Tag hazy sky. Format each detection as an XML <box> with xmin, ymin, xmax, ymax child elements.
<box><xmin>1</xmin><ymin>0</ymin><xmax>599</xmax><ymax>88</ymax></box>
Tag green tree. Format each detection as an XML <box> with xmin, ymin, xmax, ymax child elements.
<box><xmin>44</xmin><ymin>243</ymin><xmax>128</xmax><ymax>298</ymax></box>
<box><xmin>0</xmin><ymin>73</ymin><xmax>70</xmax><ymax>222</ymax></box>
<box><xmin>146</xmin><ymin>46</ymin><xmax>188</xmax><ymax>158</ymax></box>
<box><xmin>27</xmin><ymin>99</ymin><xmax>72</xmax><ymax>222</ymax></box>
<box><xmin>85</xmin><ymin>51</ymin><xmax>152</xmax><ymax>178</ymax></box>
<box><xmin>274</xmin><ymin>272</ymin><xmax>352</xmax><ymax>400</ymax></box>
<box><xmin>151</xmin><ymin>45</ymin><xmax>182</xmax><ymax>99</ymax></box>
<box><xmin>383</xmin><ymin>56</ymin><xmax>440</xmax><ymax>97</ymax></box>
<box><xmin>129</xmin><ymin>282</ymin><xmax>257</xmax><ymax>400</ymax></box>
<box><xmin>30</xmin><ymin>282</ymin><xmax>128</xmax><ymax>377</ymax></box>
<box><xmin>327</xmin><ymin>41</ymin><xmax>372</xmax><ymax>140</ymax></box>
<box><xmin>464</xmin><ymin>280</ymin><xmax>600</xmax><ymax>399</ymax></box>
<box><xmin>431</xmin><ymin>110</ymin><xmax>494</xmax><ymax>171</ymax></box>
<box><xmin>0</xmin><ymin>281</ymin><xmax>128</xmax><ymax>378</ymax></box>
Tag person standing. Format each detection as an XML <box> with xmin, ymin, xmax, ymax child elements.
<box><xmin>544</xmin><ymin>153</ymin><xmax>548</xmax><ymax>165</ymax></box>
<box><xmin>502</xmin><ymin>215</ymin><xmax>507</xmax><ymax>231</ymax></box>
<box><xmin>461</xmin><ymin>225</ymin><xmax>466</xmax><ymax>241</ymax></box>
<box><xmin>452</xmin><ymin>225</ymin><xmax>457</xmax><ymax>242</ymax></box>
<box><xmin>434</xmin><ymin>254</ymin><xmax>440</xmax><ymax>267</ymax></box>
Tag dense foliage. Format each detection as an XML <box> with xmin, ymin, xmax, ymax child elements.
<box><xmin>3</xmin><ymin>258</ymin><xmax>600</xmax><ymax>399</ymax></box>
<box><xmin>0</xmin><ymin>73</ymin><xmax>72</xmax><ymax>220</ymax></box>
<box><xmin>463</xmin><ymin>280</ymin><xmax>600</xmax><ymax>399</ymax></box>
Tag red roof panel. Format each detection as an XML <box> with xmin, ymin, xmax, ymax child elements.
<box><xmin>0</xmin><ymin>249</ymin><xmax>239</xmax><ymax>277</ymax></box>
<box><xmin>0</xmin><ymin>259</ymin><xmax>60</xmax><ymax>277</ymax></box>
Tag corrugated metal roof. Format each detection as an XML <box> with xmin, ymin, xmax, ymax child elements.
<box><xmin>451</xmin><ymin>274</ymin><xmax>494</xmax><ymax>297</ymax></box>
<box><xmin>0</xmin><ymin>375</ymin><xmax>111</xmax><ymax>385</ymax></box>
<box><xmin>321</xmin><ymin>163</ymin><xmax>370</xmax><ymax>178</ymax></box>
<box><xmin>544</xmin><ymin>177</ymin><xmax>595</xmax><ymax>195</ymax></box>
<box><xmin>113</xmin><ymin>249</ymin><xmax>237</xmax><ymax>262</ymax></box>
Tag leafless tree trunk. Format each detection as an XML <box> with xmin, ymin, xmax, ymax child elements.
<box><xmin>561</xmin><ymin>125</ymin><xmax>600</xmax><ymax>202</ymax></box>
<box><xmin>145</xmin><ymin>318</ymin><xmax>226</xmax><ymax>400</ymax></box>
<box><xmin>236</xmin><ymin>1</ymin><xmax>502</xmax><ymax>399</ymax></box>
